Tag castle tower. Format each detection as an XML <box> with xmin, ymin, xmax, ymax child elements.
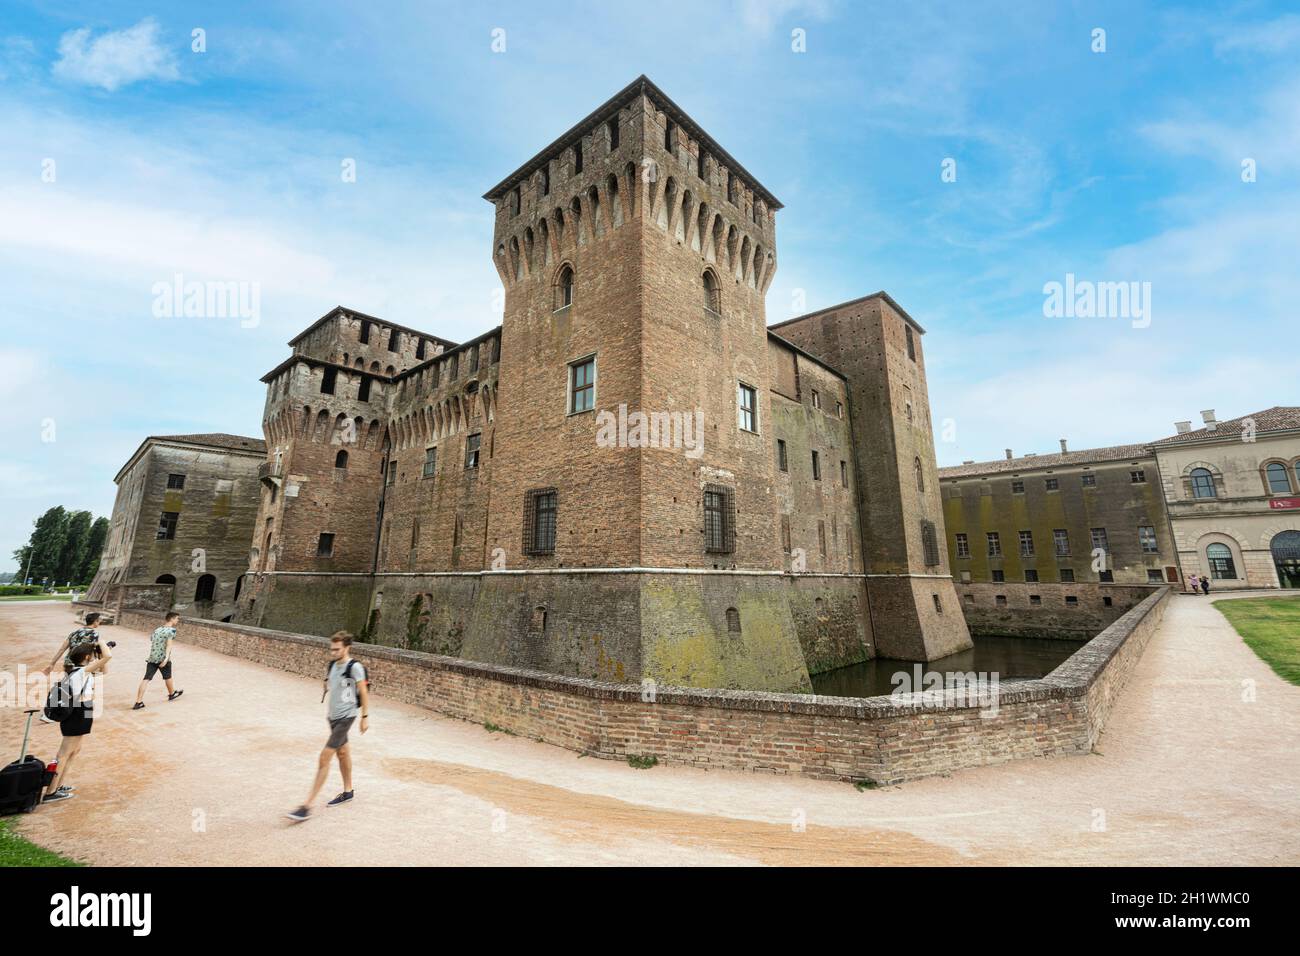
<box><xmin>236</xmin><ymin>308</ymin><xmax>452</xmax><ymax>633</ymax></box>
<box><xmin>771</xmin><ymin>294</ymin><xmax>973</xmax><ymax>659</ymax></box>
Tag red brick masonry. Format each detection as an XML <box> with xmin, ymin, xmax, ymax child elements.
<box><xmin>116</xmin><ymin>588</ymin><xmax>1169</xmax><ymax>784</ymax></box>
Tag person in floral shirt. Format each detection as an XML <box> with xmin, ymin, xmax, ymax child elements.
<box><xmin>133</xmin><ymin>611</ymin><xmax>183</xmax><ymax>710</ymax></box>
<box><xmin>44</xmin><ymin>611</ymin><xmax>104</xmax><ymax>675</ymax></box>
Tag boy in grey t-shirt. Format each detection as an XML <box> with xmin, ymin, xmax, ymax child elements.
<box><xmin>287</xmin><ymin>630</ymin><xmax>370</xmax><ymax>822</ymax></box>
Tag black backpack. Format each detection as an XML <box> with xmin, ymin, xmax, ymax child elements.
<box><xmin>43</xmin><ymin>671</ymin><xmax>85</xmax><ymax>723</ymax></box>
<box><xmin>321</xmin><ymin>659</ymin><xmax>368</xmax><ymax>704</ymax></box>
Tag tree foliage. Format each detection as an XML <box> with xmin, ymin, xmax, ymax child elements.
<box><xmin>10</xmin><ymin>507</ymin><xmax>110</xmax><ymax>586</ymax></box>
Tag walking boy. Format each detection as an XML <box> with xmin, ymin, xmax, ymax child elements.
<box><xmin>287</xmin><ymin>631</ymin><xmax>369</xmax><ymax>822</ymax></box>
<box><xmin>43</xmin><ymin>611</ymin><xmax>105</xmax><ymax>676</ymax></box>
<box><xmin>133</xmin><ymin>611</ymin><xmax>184</xmax><ymax>710</ymax></box>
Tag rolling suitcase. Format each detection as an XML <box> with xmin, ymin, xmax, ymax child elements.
<box><xmin>0</xmin><ymin>710</ymin><xmax>55</xmax><ymax>814</ymax></box>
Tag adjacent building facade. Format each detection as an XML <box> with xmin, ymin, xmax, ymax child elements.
<box><xmin>940</xmin><ymin>406</ymin><xmax>1300</xmax><ymax>593</ymax></box>
<box><xmin>233</xmin><ymin>76</ymin><xmax>971</xmax><ymax>692</ymax></box>
<box><xmin>87</xmin><ymin>434</ymin><xmax>265</xmax><ymax>620</ymax></box>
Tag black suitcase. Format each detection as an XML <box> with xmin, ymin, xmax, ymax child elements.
<box><xmin>0</xmin><ymin>710</ymin><xmax>54</xmax><ymax>814</ymax></box>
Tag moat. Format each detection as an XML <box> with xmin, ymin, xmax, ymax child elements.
<box><xmin>810</xmin><ymin>634</ymin><xmax>1088</xmax><ymax>698</ymax></box>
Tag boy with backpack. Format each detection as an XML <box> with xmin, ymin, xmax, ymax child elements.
<box><xmin>286</xmin><ymin>631</ymin><xmax>370</xmax><ymax>823</ymax></box>
<box><xmin>133</xmin><ymin>611</ymin><xmax>184</xmax><ymax>710</ymax></box>
<box><xmin>42</xmin><ymin>641</ymin><xmax>113</xmax><ymax>804</ymax></box>
<box><xmin>43</xmin><ymin>611</ymin><xmax>105</xmax><ymax>676</ymax></box>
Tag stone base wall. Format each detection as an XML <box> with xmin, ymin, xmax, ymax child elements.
<box><xmin>956</xmin><ymin>582</ymin><xmax>1160</xmax><ymax>639</ymax></box>
<box><xmin>233</xmin><ymin>570</ymin><xmax>872</xmax><ymax>693</ymax></box>
<box><xmin>118</xmin><ymin>587</ymin><xmax>1170</xmax><ymax>785</ymax></box>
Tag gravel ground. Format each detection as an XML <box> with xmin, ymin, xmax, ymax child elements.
<box><xmin>1</xmin><ymin>593</ymin><xmax>1297</xmax><ymax>866</ymax></box>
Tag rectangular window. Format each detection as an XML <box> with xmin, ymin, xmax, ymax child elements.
<box><xmin>1011</xmin><ymin>479</ymin><xmax>1024</xmax><ymax>494</ymax></box>
<box><xmin>167</xmin><ymin>474</ymin><xmax>186</xmax><ymax>490</ymax></box>
<box><xmin>1019</xmin><ymin>530</ymin><xmax>1034</xmax><ymax>557</ymax></box>
<box><xmin>955</xmin><ymin>533</ymin><xmax>970</xmax><ymax>558</ymax></box>
<box><xmin>995</xmin><ymin>594</ymin><xmax>1007</xmax><ymax>606</ymax></box>
<box><xmin>1054</xmin><ymin>529</ymin><xmax>1070</xmax><ymax>556</ymax></box>
<box><xmin>921</xmin><ymin>520</ymin><xmax>940</xmax><ymax>566</ymax></box>
<box><xmin>465</xmin><ymin>433</ymin><xmax>481</xmax><ymax>470</ymax></box>
<box><xmin>388</xmin><ymin>329</ymin><xmax>400</xmax><ymax>352</ymax></box>
<box><xmin>818</xmin><ymin>520</ymin><xmax>827</xmax><ymax>557</ymax></box>
<box><xmin>840</xmin><ymin>460</ymin><xmax>848</xmax><ymax>487</ymax></box>
<box><xmin>156</xmin><ymin>511</ymin><xmax>179</xmax><ymax>540</ymax></box>
<box><xmin>664</xmin><ymin>118</ymin><xmax>674</xmax><ymax>151</ymax></box>
<box><xmin>1147</xmin><ymin>569</ymin><xmax>1165</xmax><ymax>583</ymax></box>
<box><xmin>569</xmin><ymin>357</ymin><xmax>595</xmax><ymax>414</ymax></box>
<box><xmin>905</xmin><ymin>325</ymin><xmax>916</xmax><ymax>361</ymax></box>
<box><xmin>987</xmin><ymin>531</ymin><xmax>1002</xmax><ymax>557</ymax></box>
<box><xmin>781</xmin><ymin>515</ymin><xmax>792</xmax><ymax>554</ymax></box>
<box><xmin>991</xmin><ymin>570</ymin><xmax>1005</xmax><ymax>583</ymax></box>
<box><xmin>1130</xmin><ymin>469</ymin><xmax>1146</xmax><ymax>484</ymax></box>
<box><xmin>1081</xmin><ymin>472</ymin><xmax>1096</xmax><ymax>487</ymax></box>
<box><xmin>387</xmin><ymin>460</ymin><xmax>396</xmax><ymax>485</ymax></box>
<box><xmin>317</xmin><ymin>533</ymin><xmax>334</xmax><ymax>557</ymax></box>
<box><xmin>836</xmin><ymin>402</ymin><xmax>843</xmax><ymax>419</ymax></box>
<box><xmin>1099</xmin><ymin>569</ymin><xmax>1114</xmax><ymax>583</ymax></box>
<box><xmin>1139</xmin><ymin>525</ymin><xmax>1158</xmax><ymax>553</ymax></box>
<box><xmin>359</xmin><ymin>320</ymin><xmax>370</xmax><ymax>344</ymax></box>
<box><xmin>573</xmin><ymin>142</ymin><xmax>583</xmax><ymax>173</ymax></box>
<box><xmin>1045</xmin><ymin>478</ymin><xmax>1059</xmax><ymax>491</ymax></box>
<box><xmin>776</xmin><ymin>439</ymin><xmax>788</xmax><ymax>472</ymax></box>
<box><xmin>698</xmin><ymin>149</ymin><xmax>707</xmax><ymax>179</ymax></box>
<box><xmin>358</xmin><ymin>375</ymin><xmax>371</xmax><ymax>402</ymax></box>
<box><xmin>1059</xmin><ymin>568</ymin><xmax>1075</xmax><ymax>583</ymax></box>
<box><xmin>811</xmin><ymin>450</ymin><xmax>821</xmax><ymax>481</ymax></box>
<box><xmin>811</xmin><ymin>389</ymin><xmax>820</xmax><ymax>410</ymax></box>
<box><xmin>703</xmin><ymin>484</ymin><xmax>735</xmax><ymax>554</ymax></box>
<box><xmin>321</xmin><ymin>367</ymin><xmax>336</xmax><ymax>394</ymax></box>
<box><xmin>1066</xmin><ymin>595</ymin><xmax>1079</xmax><ymax>606</ymax></box>
<box><xmin>1030</xmin><ymin>594</ymin><xmax>1042</xmax><ymax>606</ymax></box>
<box><xmin>524</xmin><ymin>489</ymin><xmax>557</xmax><ymax>555</ymax></box>
<box><xmin>541</xmin><ymin>167</ymin><xmax>550</xmax><ymax>196</ymax></box>
<box><xmin>423</xmin><ymin>447</ymin><xmax>437</xmax><ymax>479</ymax></box>
<box><xmin>608</xmin><ymin>118</ymin><xmax>619</xmax><ymax>150</ymax></box>
<box><xmin>737</xmin><ymin>382</ymin><xmax>758</xmax><ymax>432</ymax></box>
<box><xmin>1024</xmin><ymin>569</ymin><xmax>1039</xmax><ymax>582</ymax></box>
<box><xmin>1090</xmin><ymin>527</ymin><xmax>1109</xmax><ymax>552</ymax></box>
<box><xmin>416</xmin><ymin>338</ymin><xmax>427</xmax><ymax>360</ymax></box>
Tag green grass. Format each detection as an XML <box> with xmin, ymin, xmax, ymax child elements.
<box><xmin>1215</xmin><ymin>596</ymin><xmax>1300</xmax><ymax>686</ymax></box>
<box><xmin>626</xmin><ymin>754</ymin><xmax>658</xmax><ymax>770</ymax></box>
<box><xmin>0</xmin><ymin>818</ymin><xmax>82</xmax><ymax>867</ymax></box>
<box><xmin>0</xmin><ymin>594</ymin><xmax>74</xmax><ymax>603</ymax></box>
<box><xmin>853</xmin><ymin>779</ymin><xmax>880</xmax><ymax>791</ymax></box>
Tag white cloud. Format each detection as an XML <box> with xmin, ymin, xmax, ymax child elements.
<box><xmin>52</xmin><ymin>18</ymin><xmax>180</xmax><ymax>92</ymax></box>
<box><xmin>1213</xmin><ymin>14</ymin><xmax>1300</xmax><ymax>57</ymax></box>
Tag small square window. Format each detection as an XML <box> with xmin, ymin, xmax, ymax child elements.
<box><xmin>1030</xmin><ymin>594</ymin><xmax>1042</xmax><ymax>606</ymax></box>
<box><xmin>1011</xmin><ymin>479</ymin><xmax>1024</xmax><ymax>494</ymax></box>
<box><xmin>991</xmin><ymin>569</ymin><xmax>1005</xmax><ymax>582</ymax></box>
<box><xmin>1065</xmin><ymin>595</ymin><xmax>1079</xmax><ymax>606</ymax></box>
<box><xmin>167</xmin><ymin>474</ymin><xmax>186</xmax><ymax>490</ymax></box>
<box><xmin>1130</xmin><ymin>470</ymin><xmax>1146</xmax><ymax>484</ymax></box>
<box><xmin>1147</xmin><ymin>569</ymin><xmax>1165</xmax><ymax>583</ymax></box>
<box><xmin>1081</xmin><ymin>473</ymin><xmax>1096</xmax><ymax>487</ymax></box>
<box><xmin>1059</xmin><ymin>568</ymin><xmax>1075</xmax><ymax>583</ymax></box>
<box><xmin>1025</xmin><ymin>569</ymin><xmax>1039</xmax><ymax>582</ymax></box>
<box><xmin>1045</xmin><ymin>478</ymin><xmax>1059</xmax><ymax>491</ymax></box>
<box><xmin>995</xmin><ymin>594</ymin><xmax>1007</xmax><ymax>606</ymax></box>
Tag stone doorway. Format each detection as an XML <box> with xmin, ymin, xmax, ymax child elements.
<box><xmin>1271</xmin><ymin>531</ymin><xmax>1300</xmax><ymax>589</ymax></box>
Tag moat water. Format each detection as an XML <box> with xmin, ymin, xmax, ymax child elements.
<box><xmin>809</xmin><ymin>634</ymin><xmax>1087</xmax><ymax>699</ymax></box>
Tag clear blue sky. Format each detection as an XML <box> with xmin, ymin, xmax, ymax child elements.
<box><xmin>2</xmin><ymin>1</ymin><xmax>1296</xmax><ymax>572</ymax></box>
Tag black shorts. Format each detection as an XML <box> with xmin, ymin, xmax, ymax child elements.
<box><xmin>326</xmin><ymin>717</ymin><xmax>355</xmax><ymax>750</ymax></box>
<box><xmin>61</xmin><ymin>711</ymin><xmax>93</xmax><ymax>737</ymax></box>
<box><xmin>143</xmin><ymin>661</ymin><xmax>173</xmax><ymax>681</ymax></box>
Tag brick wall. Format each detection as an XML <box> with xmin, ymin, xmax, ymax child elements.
<box><xmin>118</xmin><ymin>586</ymin><xmax>1168</xmax><ymax>785</ymax></box>
<box><xmin>956</xmin><ymin>581</ymin><xmax>1158</xmax><ymax>639</ymax></box>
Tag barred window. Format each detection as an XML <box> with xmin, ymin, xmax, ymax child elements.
<box><xmin>703</xmin><ymin>484</ymin><xmax>735</xmax><ymax>554</ymax></box>
<box><xmin>1081</xmin><ymin>473</ymin><xmax>1096</xmax><ymax>487</ymax></box>
<box><xmin>921</xmin><ymin>520</ymin><xmax>940</xmax><ymax>566</ymax></box>
<box><xmin>422</xmin><ymin>447</ymin><xmax>437</xmax><ymax>478</ymax></box>
<box><xmin>1045</xmin><ymin>477</ymin><xmax>1059</xmax><ymax>491</ymax></box>
<box><xmin>167</xmin><ymin>473</ymin><xmax>186</xmax><ymax>490</ymax></box>
<box><xmin>523</xmin><ymin>488</ymin><xmax>557</xmax><ymax>555</ymax></box>
<box><xmin>1011</xmin><ymin>479</ymin><xmax>1024</xmax><ymax>494</ymax></box>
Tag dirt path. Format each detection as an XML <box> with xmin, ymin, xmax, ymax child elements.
<box><xmin>2</xmin><ymin>595</ymin><xmax>1297</xmax><ymax>866</ymax></box>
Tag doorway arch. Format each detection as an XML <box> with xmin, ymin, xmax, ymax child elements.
<box><xmin>1271</xmin><ymin>530</ymin><xmax>1300</xmax><ymax>588</ymax></box>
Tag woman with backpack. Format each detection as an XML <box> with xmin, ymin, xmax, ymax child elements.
<box><xmin>42</xmin><ymin>640</ymin><xmax>112</xmax><ymax>804</ymax></box>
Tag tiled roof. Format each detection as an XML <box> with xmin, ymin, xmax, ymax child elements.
<box><xmin>939</xmin><ymin>443</ymin><xmax>1152</xmax><ymax>479</ymax></box>
<box><xmin>152</xmin><ymin>433</ymin><xmax>266</xmax><ymax>453</ymax></box>
<box><xmin>1150</xmin><ymin>406</ymin><xmax>1300</xmax><ymax>445</ymax></box>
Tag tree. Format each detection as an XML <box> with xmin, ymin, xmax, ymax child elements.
<box><xmin>78</xmin><ymin>517</ymin><xmax>110</xmax><ymax>584</ymax></box>
<box><xmin>55</xmin><ymin>510</ymin><xmax>92</xmax><ymax>585</ymax></box>
<box><xmin>20</xmin><ymin>507</ymin><xmax>68</xmax><ymax>585</ymax></box>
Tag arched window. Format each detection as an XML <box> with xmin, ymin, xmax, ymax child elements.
<box><xmin>914</xmin><ymin>457</ymin><xmax>925</xmax><ymax>492</ymax></box>
<box><xmin>1190</xmin><ymin>468</ymin><xmax>1216</xmax><ymax>498</ymax></box>
<box><xmin>725</xmin><ymin>607</ymin><xmax>741</xmax><ymax>633</ymax></box>
<box><xmin>335</xmin><ymin>450</ymin><xmax>348</xmax><ymax>469</ymax></box>
<box><xmin>1265</xmin><ymin>461</ymin><xmax>1292</xmax><ymax>494</ymax></box>
<box><xmin>555</xmin><ymin>265</ymin><xmax>574</xmax><ymax>310</ymax></box>
<box><xmin>702</xmin><ymin>270</ymin><xmax>720</xmax><ymax>313</ymax></box>
<box><xmin>195</xmin><ymin>574</ymin><xmax>217</xmax><ymax>602</ymax></box>
<box><xmin>155</xmin><ymin>574</ymin><xmax>176</xmax><ymax>586</ymax></box>
<box><xmin>1206</xmin><ymin>543</ymin><xmax>1237</xmax><ymax>580</ymax></box>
